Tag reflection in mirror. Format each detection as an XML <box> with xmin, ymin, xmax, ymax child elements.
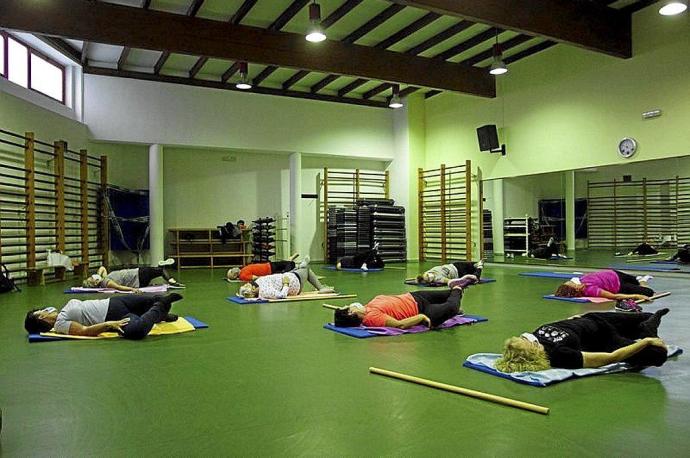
<box><xmin>481</xmin><ymin>156</ymin><xmax>690</xmax><ymax>269</ymax></box>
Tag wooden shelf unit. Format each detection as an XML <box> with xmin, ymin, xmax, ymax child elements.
<box><xmin>169</xmin><ymin>228</ymin><xmax>251</xmax><ymax>269</ymax></box>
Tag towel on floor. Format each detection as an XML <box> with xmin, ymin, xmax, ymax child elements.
<box><xmin>404</xmin><ymin>278</ymin><xmax>496</xmax><ymax>287</ymax></box>
<box><xmin>324</xmin><ymin>314</ymin><xmax>488</xmax><ymax>338</ymax></box>
<box><xmin>323</xmin><ymin>266</ymin><xmax>384</xmax><ymax>272</ymax></box>
<box><xmin>29</xmin><ymin>316</ymin><xmax>208</xmax><ymax>343</ymax></box>
<box><xmin>463</xmin><ymin>346</ymin><xmax>682</xmax><ymax>387</ymax></box>
<box><xmin>227</xmin><ymin>292</ymin><xmax>356</xmax><ymax>304</ymax></box>
<box><xmin>519</xmin><ymin>272</ymin><xmax>583</xmax><ymax>279</ymax></box>
<box><xmin>543</xmin><ymin>295</ymin><xmax>612</xmax><ymax>303</ymax></box>
<box><xmin>65</xmin><ymin>285</ymin><xmax>170</xmax><ymax>294</ymax></box>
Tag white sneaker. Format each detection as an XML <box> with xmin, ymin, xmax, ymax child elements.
<box><xmin>361</xmin><ymin>263</ymin><xmax>368</xmax><ymax>271</ymax></box>
<box><xmin>158</xmin><ymin>258</ymin><xmax>175</xmax><ymax>267</ymax></box>
<box><xmin>637</xmin><ymin>275</ymin><xmax>654</xmax><ymax>283</ymax></box>
<box><xmin>475</xmin><ymin>260</ymin><xmax>484</xmax><ymax>270</ymax></box>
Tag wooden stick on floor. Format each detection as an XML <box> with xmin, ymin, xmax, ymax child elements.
<box><xmin>322</xmin><ymin>303</ymin><xmax>345</xmax><ymax>310</ymax></box>
<box><xmin>636</xmin><ymin>292</ymin><xmax>671</xmax><ymax>304</ymax></box>
<box><xmin>369</xmin><ymin>367</ymin><xmax>550</xmax><ymax>416</ymax></box>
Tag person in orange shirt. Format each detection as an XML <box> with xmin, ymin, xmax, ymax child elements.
<box><xmin>227</xmin><ymin>254</ymin><xmax>300</xmax><ymax>281</ymax></box>
<box><xmin>333</xmin><ymin>274</ymin><xmax>478</xmax><ymax>329</ymax></box>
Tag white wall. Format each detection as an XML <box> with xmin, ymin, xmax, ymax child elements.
<box><xmin>83</xmin><ymin>75</ymin><xmax>396</xmax><ymax>160</ymax></box>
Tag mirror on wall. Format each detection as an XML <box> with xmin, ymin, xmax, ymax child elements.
<box><xmin>481</xmin><ymin>156</ymin><xmax>690</xmax><ymax>269</ymax></box>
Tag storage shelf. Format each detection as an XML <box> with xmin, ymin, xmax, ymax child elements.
<box><xmin>169</xmin><ymin>227</ymin><xmax>250</xmax><ymax>269</ymax></box>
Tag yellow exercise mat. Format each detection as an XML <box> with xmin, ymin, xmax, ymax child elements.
<box><xmin>39</xmin><ymin>317</ymin><xmax>197</xmax><ymax>340</ymax></box>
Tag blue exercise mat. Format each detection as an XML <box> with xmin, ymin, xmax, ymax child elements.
<box><xmin>463</xmin><ymin>346</ymin><xmax>683</xmax><ymax>387</ymax></box>
<box><xmin>28</xmin><ymin>316</ymin><xmax>209</xmax><ymax>343</ymax></box>
<box><xmin>519</xmin><ymin>272</ymin><xmax>582</xmax><ymax>279</ymax></box>
<box><xmin>651</xmin><ymin>260</ymin><xmax>680</xmax><ymax>265</ymax></box>
<box><xmin>324</xmin><ymin>315</ymin><xmax>488</xmax><ymax>339</ymax></box>
<box><xmin>323</xmin><ymin>266</ymin><xmax>384</xmax><ymax>272</ymax></box>
<box><xmin>543</xmin><ymin>295</ymin><xmax>592</xmax><ymax>303</ymax></box>
<box><xmin>227</xmin><ymin>296</ymin><xmax>268</xmax><ymax>304</ymax></box>
<box><xmin>609</xmin><ymin>264</ymin><xmax>680</xmax><ymax>272</ymax></box>
<box><xmin>404</xmin><ymin>278</ymin><xmax>496</xmax><ymax>287</ymax></box>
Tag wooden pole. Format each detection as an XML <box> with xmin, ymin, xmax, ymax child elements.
<box><xmin>384</xmin><ymin>170</ymin><xmax>390</xmax><ymax>199</ymax></box>
<box><xmin>99</xmin><ymin>155</ymin><xmax>109</xmax><ymax>267</ymax></box>
<box><xmin>322</xmin><ymin>303</ymin><xmax>345</xmax><ymax>310</ymax></box>
<box><xmin>323</xmin><ymin>167</ymin><xmax>329</xmax><ymax>262</ymax></box>
<box><xmin>369</xmin><ymin>367</ymin><xmax>550</xmax><ymax>415</ymax></box>
<box><xmin>635</xmin><ymin>291</ymin><xmax>671</xmax><ymax>304</ymax></box>
<box><xmin>25</xmin><ymin>132</ymin><xmax>36</xmax><ymax>269</ymax></box>
<box><xmin>54</xmin><ymin>141</ymin><xmax>66</xmax><ymax>253</ymax></box>
<box><xmin>79</xmin><ymin>149</ymin><xmax>89</xmax><ymax>269</ymax></box>
<box><xmin>465</xmin><ymin>159</ymin><xmax>472</xmax><ymax>261</ymax></box>
<box><xmin>418</xmin><ymin>168</ymin><xmax>424</xmax><ymax>262</ymax></box>
<box><xmin>440</xmin><ymin>164</ymin><xmax>447</xmax><ymax>263</ymax></box>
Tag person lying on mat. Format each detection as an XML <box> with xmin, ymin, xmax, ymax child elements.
<box><xmin>23</xmin><ymin>293</ymin><xmax>183</xmax><ymax>340</ymax></box>
<box><xmin>238</xmin><ymin>260</ymin><xmax>334</xmax><ymax>299</ymax></box>
<box><xmin>554</xmin><ymin>269</ymin><xmax>654</xmax><ymax>302</ymax></box>
<box><xmin>525</xmin><ymin>237</ymin><xmax>568</xmax><ymax>260</ymax></box>
<box><xmin>417</xmin><ymin>260</ymin><xmax>483</xmax><ymax>284</ymax></box>
<box><xmin>337</xmin><ymin>244</ymin><xmax>384</xmax><ymax>271</ymax></box>
<box><xmin>666</xmin><ymin>244</ymin><xmax>690</xmax><ymax>263</ymax></box>
<box><xmin>227</xmin><ymin>254</ymin><xmax>300</xmax><ymax>281</ymax></box>
<box><xmin>617</xmin><ymin>242</ymin><xmax>659</xmax><ymax>256</ymax></box>
<box><xmin>495</xmin><ymin>309</ymin><xmax>670</xmax><ymax>372</ymax></box>
<box><xmin>333</xmin><ymin>274</ymin><xmax>478</xmax><ymax>329</ymax></box>
<box><xmin>82</xmin><ymin>259</ymin><xmax>184</xmax><ymax>292</ymax></box>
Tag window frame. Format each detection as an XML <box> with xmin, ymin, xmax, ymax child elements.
<box><xmin>0</xmin><ymin>31</ymin><xmax>66</xmax><ymax>104</ymax></box>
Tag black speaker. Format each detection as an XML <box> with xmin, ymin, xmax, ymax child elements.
<box><xmin>477</xmin><ymin>125</ymin><xmax>499</xmax><ymax>152</ymax></box>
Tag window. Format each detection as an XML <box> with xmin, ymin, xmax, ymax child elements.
<box><xmin>0</xmin><ymin>32</ymin><xmax>65</xmax><ymax>103</ymax></box>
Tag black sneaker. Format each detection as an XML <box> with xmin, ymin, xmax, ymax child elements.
<box><xmin>164</xmin><ymin>313</ymin><xmax>179</xmax><ymax>322</ymax></box>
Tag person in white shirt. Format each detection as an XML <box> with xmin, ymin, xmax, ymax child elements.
<box><xmin>238</xmin><ymin>262</ymin><xmax>334</xmax><ymax>299</ymax></box>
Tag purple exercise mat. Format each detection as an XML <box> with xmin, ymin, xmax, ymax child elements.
<box><xmin>364</xmin><ymin>315</ymin><xmax>479</xmax><ymax>336</ymax></box>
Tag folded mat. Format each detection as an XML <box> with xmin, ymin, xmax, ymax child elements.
<box><xmin>543</xmin><ymin>295</ymin><xmax>612</xmax><ymax>303</ymax></box>
<box><xmin>227</xmin><ymin>292</ymin><xmax>356</xmax><ymax>304</ymax></box>
<box><xmin>463</xmin><ymin>346</ymin><xmax>682</xmax><ymax>387</ymax></box>
<box><xmin>29</xmin><ymin>316</ymin><xmax>208</xmax><ymax>343</ymax></box>
<box><xmin>404</xmin><ymin>278</ymin><xmax>496</xmax><ymax>287</ymax></box>
<box><xmin>608</xmin><ymin>264</ymin><xmax>680</xmax><ymax>272</ymax></box>
<box><xmin>65</xmin><ymin>285</ymin><xmax>170</xmax><ymax>294</ymax></box>
<box><xmin>324</xmin><ymin>314</ymin><xmax>488</xmax><ymax>338</ymax></box>
<box><xmin>323</xmin><ymin>266</ymin><xmax>384</xmax><ymax>272</ymax></box>
<box><xmin>519</xmin><ymin>272</ymin><xmax>583</xmax><ymax>279</ymax></box>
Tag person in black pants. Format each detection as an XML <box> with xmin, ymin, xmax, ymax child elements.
<box><xmin>666</xmin><ymin>244</ymin><xmax>690</xmax><ymax>263</ymax></box>
<box><xmin>337</xmin><ymin>244</ymin><xmax>384</xmax><ymax>271</ymax></box>
<box><xmin>24</xmin><ymin>293</ymin><xmax>183</xmax><ymax>340</ymax></box>
<box><xmin>333</xmin><ymin>275</ymin><xmax>477</xmax><ymax>329</ymax></box>
<box><xmin>527</xmin><ymin>237</ymin><xmax>567</xmax><ymax>259</ymax></box>
<box><xmin>495</xmin><ymin>309</ymin><xmax>670</xmax><ymax>372</ymax></box>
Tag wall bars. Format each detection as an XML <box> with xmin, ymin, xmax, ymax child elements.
<box><xmin>587</xmin><ymin>176</ymin><xmax>690</xmax><ymax>249</ymax></box>
<box><xmin>0</xmin><ymin>128</ymin><xmax>109</xmax><ymax>282</ymax></box>
<box><xmin>418</xmin><ymin>161</ymin><xmax>472</xmax><ymax>262</ymax></box>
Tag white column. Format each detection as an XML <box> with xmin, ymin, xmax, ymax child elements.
<box><xmin>289</xmin><ymin>152</ymin><xmax>302</xmax><ymax>257</ymax></box>
<box><xmin>565</xmin><ymin>170</ymin><xmax>576</xmax><ymax>253</ymax></box>
<box><xmin>492</xmin><ymin>179</ymin><xmax>505</xmax><ymax>255</ymax></box>
<box><xmin>149</xmin><ymin>144</ymin><xmax>164</xmax><ymax>265</ymax></box>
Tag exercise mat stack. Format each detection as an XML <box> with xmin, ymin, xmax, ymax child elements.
<box><xmin>358</xmin><ymin>198</ymin><xmax>407</xmax><ymax>263</ymax></box>
<box><xmin>357</xmin><ymin>205</ymin><xmax>372</xmax><ymax>251</ymax></box>
<box><xmin>252</xmin><ymin>217</ymin><xmax>275</xmax><ymax>262</ymax></box>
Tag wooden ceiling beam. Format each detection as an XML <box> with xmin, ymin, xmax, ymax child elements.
<box><xmin>385</xmin><ymin>0</ymin><xmax>631</xmax><ymax>58</ymax></box>
<box><xmin>117</xmin><ymin>0</ymin><xmax>151</xmax><ymax>71</ymax></box>
<box><xmin>363</xmin><ymin>83</ymin><xmax>392</xmax><ymax>100</ymax></box>
<box><xmin>154</xmin><ymin>0</ymin><xmax>206</xmax><ymax>75</ymax></box>
<box><xmin>34</xmin><ymin>35</ymin><xmax>82</xmax><ymax>64</ymax></box>
<box><xmin>503</xmin><ymin>40</ymin><xmax>557</xmax><ymax>65</ymax></box>
<box><xmin>461</xmin><ymin>34</ymin><xmax>533</xmax><ymax>66</ymax></box>
<box><xmin>84</xmin><ymin>66</ymin><xmax>389</xmax><ymax>108</ymax></box>
<box><xmin>0</xmin><ymin>0</ymin><xmax>495</xmax><ymax>97</ymax></box>
<box><xmin>193</xmin><ymin>0</ymin><xmax>258</xmax><ymax>79</ymax></box>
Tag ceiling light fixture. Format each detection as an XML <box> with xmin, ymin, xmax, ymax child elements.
<box><xmin>236</xmin><ymin>62</ymin><xmax>252</xmax><ymax>90</ymax></box>
<box><xmin>659</xmin><ymin>0</ymin><xmax>688</xmax><ymax>15</ymax></box>
<box><xmin>489</xmin><ymin>33</ymin><xmax>508</xmax><ymax>76</ymax></box>
<box><xmin>306</xmin><ymin>2</ymin><xmax>327</xmax><ymax>43</ymax></box>
<box><xmin>389</xmin><ymin>84</ymin><xmax>404</xmax><ymax>109</ymax></box>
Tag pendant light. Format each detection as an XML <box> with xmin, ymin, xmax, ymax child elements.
<box><xmin>389</xmin><ymin>84</ymin><xmax>404</xmax><ymax>109</ymax></box>
<box><xmin>306</xmin><ymin>2</ymin><xmax>327</xmax><ymax>43</ymax></box>
<box><xmin>659</xmin><ymin>0</ymin><xmax>687</xmax><ymax>15</ymax></box>
<box><xmin>236</xmin><ymin>62</ymin><xmax>252</xmax><ymax>90</ymax></box>
<box><xmin>489</xmin><ymin>32</ymin><xmax>507</xmax><ymax>76</ymax></box>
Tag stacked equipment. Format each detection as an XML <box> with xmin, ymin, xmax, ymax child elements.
<box><xmin>252</xmin><ymin>217</ymin><xmax>275</xmax><ymax>262</ymax></box>
<box><xmin>358</xmin><ymin>198</ymin><xmax>407</xmax><ymax>263</ymax></box>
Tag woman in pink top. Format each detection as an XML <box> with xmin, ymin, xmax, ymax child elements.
<box><xmin>555</xmin><ymin>269</ymin><xmax>654</xmax><ymax>301</ymax></box>
<box><xmin>333</xmin><ymin>275</ymin><xmax>478</xmax><ymax>329</ymax></box>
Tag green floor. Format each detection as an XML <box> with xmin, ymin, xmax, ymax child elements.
<box><xmin>1</xmin><ymin>263</ymin><xmax>689</xmax><ymax>456</ymax></box>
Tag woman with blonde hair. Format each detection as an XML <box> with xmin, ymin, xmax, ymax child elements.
<box><xmin>495</xmin><ymin>309</ymin><xmax>670</xmax><ymax>372</ymax></box>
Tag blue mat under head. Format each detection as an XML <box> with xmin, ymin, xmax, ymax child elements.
<box><xmin>324</xmin><ymin>315</ymin><xmax>488</xmax><ymax>339</ymax></box>
<box><xmin>520</xmin><ymin>272</ymin><xmax>582</xmax><ymax>279</ymax></box>
<box><xmin>463</xmin><ymin>346</ymin><xmax>683</xmax><ymax>387</ymax></box>
<box><xmin>227</xmin><ymin>296</ymin><xmax>268</xmax><ymax>304</ymax></box>
<box><xmin>543</xmin><ymin>295</ymin><xmax>592</xmax><ymax>303</ymax></box>
<box><xmin>323</xmin><ymin>266</ymin><xmax>384</xmax><ymax>272</ymax></box>
<box><xmin>651</xmin><ymin>260</ymin><xmax>681</xmax><ymax>265</ymax></box>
